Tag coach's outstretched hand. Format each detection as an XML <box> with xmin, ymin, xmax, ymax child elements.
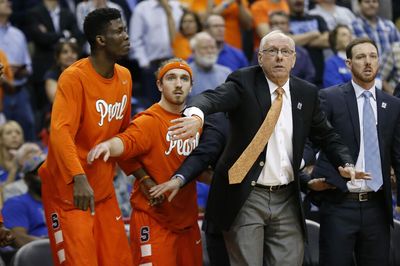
<box><xmin>73</xmin><ymin>174</ymin><xmax>95</xmax><ymax>215</ymax></box>
<box><xmin>150</xmin><ymin>177</ymin><xmax>183</xmax><ymax>202</ymax></box>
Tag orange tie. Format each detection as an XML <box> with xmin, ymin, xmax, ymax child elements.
<box><xmin>228</xmin><ymin>87</ymin><xmax>284</xmax><ymax>184</ymax></box>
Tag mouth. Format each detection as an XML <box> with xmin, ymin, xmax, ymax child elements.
<box><xmin>173</xmin><ymin>91</ymin><xmax>184</xmax><ymax>96</ymax></box>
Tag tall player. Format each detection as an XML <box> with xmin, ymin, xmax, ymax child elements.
<box><xmin>87</xmin><ymin>58</ymin><xmax>203</xmax><ymax>266</ymax></box>
<box><xmin>38</xmin><ymin>8</ymin><xmax>133</xmax><ymax>266</ymax></box>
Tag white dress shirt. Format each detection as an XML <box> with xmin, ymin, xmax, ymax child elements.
<box><xmin>347</xmin><ymin>80</ymin><xmax>378</xmax><ymax>192</ymax></box>
<box><xmin>184</xmin><ymin>78</ymin><xmax>295</xmax><ymax>186</ymax></box>
<box><xmin>257</xmin><ymin>78</ymin><xmax>293</xmax><ymax>186</ymax></box>
<box><xmin>129</xmin><ymin>0</ymin><xmax>183</xmax><ymax>67</ymax></box>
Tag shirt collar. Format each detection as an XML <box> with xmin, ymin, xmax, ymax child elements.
<box><xmin>266</xmin><ymin>77</ymin><xmax>290</xmax><ymax>97</ymax></box>
<box><xmin>352</xmin><ymin>79</ymin><xmax>377</xmax><ymax>100</ymax></box>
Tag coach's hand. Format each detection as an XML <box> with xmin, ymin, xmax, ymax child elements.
<box><xmin>73</xmin><ymin>174</ymin><xmax>95</xmax><ymax>215</ymax></box>
<box><xmin>139</xmin><ymin>177</ymin><xmax>165</xmax><ymax>206</ymax></box>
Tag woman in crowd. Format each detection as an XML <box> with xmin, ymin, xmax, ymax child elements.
<box><xmin>0</xmin><ymin>121</ymin><xmax>24</xmax><ymax>188</ymax></box>
<box><xmin>172</xmin><ymin>10</ymin><xmax>203</xmax><ymax>60</ymax></box>
<box><xmin>44</xmin><ymin>39</ymin><xmax>80</xmax><ymax>103</ymax></box>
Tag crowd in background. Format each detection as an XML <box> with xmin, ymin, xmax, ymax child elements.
<box><xmin>0</xmin><ymin>0</ymin><xmax>399</xmax><ymax>264</ymax></box>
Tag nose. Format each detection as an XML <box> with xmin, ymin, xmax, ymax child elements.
<box><xmin>176</xmin><ymin>78</ymin><xmax>183</xmax><ymax>87</ymax></box>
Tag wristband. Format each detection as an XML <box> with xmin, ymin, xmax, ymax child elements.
<box><xmin>138</xmin><ymin>175</ymin><xmax>151</xmax><ymax>184</ymax></box>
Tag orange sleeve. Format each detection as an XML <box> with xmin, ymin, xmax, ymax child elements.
<box><xmin>49</xmin><ymin>70</ymin><xmax>85</xmax><ymax>184</ymax></box>
<box><xmin>251</xmin><ymin>2</ymin><xmax>269</xmax><ymax>27</ymax></box>
<box><xmin>117</xmin><ymin>115</ymin><xmax>153</xmax><ymax>161</ymax></box>
<box><xmin>118</xmin><ymin>157</ymin><xmax>142</xmax><ymax>176</ymax></box>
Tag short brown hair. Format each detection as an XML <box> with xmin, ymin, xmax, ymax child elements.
<box><xmin>329</xmin><ymin>24</ymin><xmax>351</xmax><ymax>53</ymax></box>
<box><xmin>345</xmin><ymin>38</ymin><xmax>378</xmax><ymax>59</ymax></box>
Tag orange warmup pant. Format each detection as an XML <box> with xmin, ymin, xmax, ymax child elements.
<box><xmin>43</xmin><ymin>191</ymin><xmax>133</xmax><ymax>266</ymax></box>
<box><xmin>130</xmin><ymin>210</ymin><xmax>203</xmax><ymax>266</ymax></box>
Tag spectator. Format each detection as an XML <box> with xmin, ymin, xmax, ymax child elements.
<box><xmin>0</xmin><ymin>49</ymin><xmax>12</xmax><ymax>125</ymax></box>
<box><xmin>189</xmin><ymin>31</ymin><xmax>231</xmax><ymax>97</ymax></box>
<box><xmin>25</xmin><ymin>0</ymin><xmax>82</xmax><ymax>126</ymax></box>
<box><xmin>308</xmin><ymin>0</ymin><xmax>355</xmax><ymax>30</ymax></box>
<box><xmin>2</xmin><ymin>142</ymin><xmax>47</xmax><ymax>248</ymax></box>
<box><xmin>44</xmin><ymin>39</ymin><xmax>80</xmax><ymax>104</ymax></box>
<box><xmin>0</xmin><ymin>0</ymin><xmax>35</xmax><ymax>141</ymax></box>
<box><xmin>379</xmin><ymin>41</ymin><xmax>400</xmax><ymax>94</ymax></box>
<box><xmin>3</xmin><ymin>142</ymin><xmax>46</xmax><ymax>202</ymax></box>
<box><xmin>323</xmin><ymin>24</ymin><xmax>353</xmax><ymax>88</ymax></box>
<box><xmin>0</xmin><ymin>121</ymin><xmax>24</xmax><ymax>188</ymax></box>
<box><xmin>351</xmin><ymin>0</ymin><xmax>400</xmax><ymax>56</ymax></box>
<box><xmin>130</xmin><ymin>0</ymin><xmax>183</xmax><ymax>104</ymax></box>
<box><xmin>204</xmin><ymin>14</ymin><xmax>248</xmax><ymax>71</ymax></box>
<box><xmin>251</xmin><ymin>11</ymin><xmax>316</xmax><ymax>83</ymax></box>
<box><xmin>210</xmin><ymin>0</ymin><xmax>253</xmax><ymax>49</ymax></box>
<box><xmin>250</xmin><ymin>0</ymin><xmax>289</xmax><ymax>44</ymax></box>
<box><xmin>288</xmin><ymin>0</ymin><xmax>330</xmax><ymax>87</ymax></box>
<box><xmin>77</xmin><ymin>1</ymin><xmax>125</xmax><ymax>32</ymax></box>
<box><xmin>76</xmin><ymin>0</ymin><xmax>126</xmax><ymax>54</ymax></box>
<box><xmin>172</xmin><ymin>10</ymin><xmax>202</xmax><ymax>60</ymax></box>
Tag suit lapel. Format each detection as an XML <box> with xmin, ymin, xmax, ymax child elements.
<box><xmin>254</xmin><ymin>70</ymin><xmax>271</xmax><ymax>120</ymax></box>
<box><xmin>342</xmin><ymin>83</ymin><xmax>361</xmax><ymax>148</ymax></box>
<box><xmin>289</xmin><ymin>78</ymin><xmax>302</xmax><ymax>172</ymax></box>
<box><xmin>40</xmin><ymin>5</ymin><xmax>56</xmax><ymax>32</ymax></box>
<box><xmin>376</xmin><ymin>90</ymin><xmax>387</xmax><ymax>161</ymax></box>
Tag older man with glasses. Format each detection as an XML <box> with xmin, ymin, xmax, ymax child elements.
<box><xmin>168</xmin><ymin>31</ymin><xmax>368</xmax><ymax>266</ymax></box>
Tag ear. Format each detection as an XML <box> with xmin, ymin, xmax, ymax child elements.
<box><xmin>345</xmin><ymin>58</ymin><xmax>351</xmax><ymax>70</ymax></box>
<box><xmin>156</xmin><ymin>79</ymin><xmax>163</xmax><ymax>93</ymax></box>
<box><xmin>96</xmin><ymin>35</ymin><xmax>106</xmax><ymax>47</ymax></box>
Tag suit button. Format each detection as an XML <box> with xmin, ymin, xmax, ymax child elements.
<box><xmin>259</xmin><ymin>161</ymin><xmax>265</xmax><ymax>167</ymax></box>
<box><xmin>251</xmin><ymin>181</ymin><xmax>256</xmax><ymax>186</ymax></box>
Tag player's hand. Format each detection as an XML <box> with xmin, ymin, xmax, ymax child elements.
<box><xmin>73</xmin><ymin>175</ymin><xmax>95</xmax><ymax>215</ymax></box>
<box><xmin>307</xmin><ymin>178</ymin><xmax>336</xmax><ymax>191</ymax></box>
<box><xmin>87</xmin><ymin>142</ymin><xmax>111</xmax><ymax>164</ymax></box>
<box><xmin>150</xmin><ymin>178</ymin><xmax>182</xmax><ymax>202</ymax></box>
<box><xmin>395</xmin><ymin>206</ymin><xmax>400</xmax><ymax>213</ymax></box>
<box><xmin>0</xmin><ymin>224</ymin><xmax>14</xmax><ymax>247</ymax></box>
<box><xmin>168</xmin><ymin>116</ymin><xmax>202</xmax><ymax>140</ymax></box>
<box><xmin>139</xmin><ymin>177</ymin><xmax>165</xmax><ymax>206</ymax></box>
<box><xmin>338</xmin><ymin>166</ymin><xmax>371</xmax><ymax>184</ymax></box>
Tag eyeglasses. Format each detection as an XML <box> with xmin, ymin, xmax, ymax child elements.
<box><xmin>261</xmin><ymin>48</ymin><xmax>294</xmax><ymax>57</ymax></box>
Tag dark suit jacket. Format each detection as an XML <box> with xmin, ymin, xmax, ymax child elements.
<box><xmin>26</xmin><ymin>4</ymin><xmax>83</xmax><ymax>83</ymax></box>
<box><xmin>175</xmin><ymin>112</ymin><xmax>229</xmax><ymax>184</ymax></box>
<box><xmin>189</xmin><ymin>65</ymin><xmax>353</xmax><ymax>232</ymax></box>
<box><xmin>311</xmin><ymin>82</ymin><xmax>400</xmax><ymax>224</ymax></box>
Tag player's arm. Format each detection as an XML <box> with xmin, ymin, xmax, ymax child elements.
<box><xmin>87</xmin><ymin>137</ymin><xmax>125</xmax><ymax>163</ymax></box>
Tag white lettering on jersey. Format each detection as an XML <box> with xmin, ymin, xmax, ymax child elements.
<box><xmin>165</xmin><ymin>132</ymin><xmax>200</xmax><ymax>156</ymax></box>
<box><xmin>96</xmin><ymin>95</ymin><xmax>128</xmax><ymax>126</ymax></box>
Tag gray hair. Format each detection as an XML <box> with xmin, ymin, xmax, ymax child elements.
<box><xmin>189</xmin><ymin>31</ymin><xmax>216</xmax><ymax>50</ymax></box>
<box><xmin>259</xmin><ymin>30</ymin><xmax>295</xmax><ymax>50</ymax></box>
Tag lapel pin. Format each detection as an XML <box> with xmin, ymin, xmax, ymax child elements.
<box><xmin>297</xmin><ymin>102</ymin><xmax>302</xmax><ymax>110</ymax></box>
<box><xmin>381</xmin><ymin>102</ymin><xmax>387</xmax><ymax>109</ymax></box>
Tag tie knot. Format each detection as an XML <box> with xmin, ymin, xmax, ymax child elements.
<box><xmin>362</xmin><ymin>91</ymin><xmax>372</xmax><ymax>99</ymax></box>
<box><xmin>276</xmin><ymin>87</ymin><xmax>284</xmax><ymax>96</ymax></box>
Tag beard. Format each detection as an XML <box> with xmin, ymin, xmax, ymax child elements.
<box><xmin>352</xmin><ymin>67</ymin><xmax>378</xmax><ymax>83</ymax></box>
<box><xmin>195</xmin><ymin>53</ymin><xmax>218</xmax><ymax>68</ymax></box>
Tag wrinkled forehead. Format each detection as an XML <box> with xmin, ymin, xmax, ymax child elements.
<box><xmin>262</xmin><ymin>35</ymin><xmax>294</xmax><ymax>50</ymax></box>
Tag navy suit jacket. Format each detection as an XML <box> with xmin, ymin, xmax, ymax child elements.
<box><xmin>189</xmin><ymin>65</ymin><xmax>353</xmax><ymax>232</ymax></box>
<box><xmin>311</xmin><ymin>82</ymin><xmax>400</xmax><ymax>224</ymax></box>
